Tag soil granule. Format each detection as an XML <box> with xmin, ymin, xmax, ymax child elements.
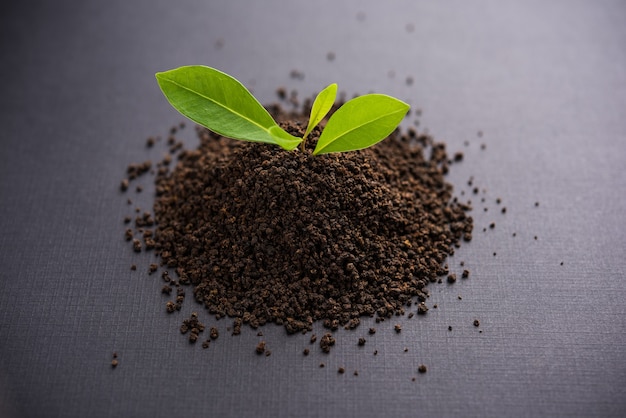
<box><xmin>126</xmin><ymin>99</ymin><xmax>473</xmax><ymax>335</ymax></box>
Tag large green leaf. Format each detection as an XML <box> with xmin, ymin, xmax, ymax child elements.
<box><xmin>304</xmin><ymin>83</ymin><xmax>337</xmax><ymax>138</ymax></box>
<box><xmin>155</xmin><ymin>65</ymin><xmax>301</xmax><ymax>150</ymax></box>
<box><xmin>313</xmin><ymin>94</ymin><xmax>409</xmax><ymax>155</ymax></box>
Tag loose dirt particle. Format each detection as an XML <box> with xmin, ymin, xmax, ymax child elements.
<box><xmin>418</xmin><ymin>364</ymin><xmax>427</xmax><ymax>373</ymax></box>
<box><xmin>181</xmin><ymin>312</ymin><xmax>205</xmax><ymax>343</ymax></box>
<box><xmin>417</xmin><ymin>303</ymin><xmax>429</xmax><ymax>315</ymax></box>
<box><xmin>210</xmin><ymin>327</ymin><xmax>219</xmax><ymax>340</ymax></box>
<box><xmin>338</xmin><ymin>367</ymin><xmax>345</xmax><ymax>374</ymax></box>
<box><xmin>256</xmin><ymin>341</ymin><xmax>266</xmax><ymax>354</ymax></box>
<box><xmin>303</xmin><ymin>348</ymin><xmax>309</xmax><ymax>356</ymax></box>
<box><xmin>320</xmin><ymin>333</ymin><xmax>336</xmax><ymax>353</ymax></box>
<box><xmin>111</xmin><ymin>359</ymin><xmax>118</xmax><ymax>368</ymax></box>
<box><xmin>358</xmin><ymin>337</ymin><xmax>366</xmax><ymax>346</ymax></box>
<box><xmin>289</xmin><ymin>69</ymin><xmax>305</xmax><ymax>80</ymax></box>
<box><xmin>462</xmin><ymin>270</ymin><xmax>470</xmax><ymax>279</ymax></box>
<box><xmin>473</xmin><ymin>319</ymin><xmax>480</xmax><ymax>327</ymax></box>
<box><xmin>368</xmin><ymin>328</ymin><xmax>376</xmax><ymax>335</ymax></box>
<box><xmin>394</xmin><ymin>324</ymin><xmax>402</xmax><ymax>333</ymax></box>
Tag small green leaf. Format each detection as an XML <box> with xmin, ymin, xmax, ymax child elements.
<box><xmin>304</xmin><ymin>83</ymin><xmax>337</xmax><ymax>138</ymax></box>
<box><xmin>155</xmin><ymin>65</ymin><xmax>302</xmax><ymax>150</ymax></box>
<box><xmin>313</xmin><ymin>94</ymin><xmax>409</xmax><ymax>155</ymax></box>
<box><xmin>268</xmin><ymin>126</ymin><xmax>302</xmax><ymax>151</ymax></box>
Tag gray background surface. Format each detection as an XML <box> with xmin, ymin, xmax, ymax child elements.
<box><xmin>1</xmin><ymin>1</ymin><xmax>625</xmax><ymax>417</ymax></box>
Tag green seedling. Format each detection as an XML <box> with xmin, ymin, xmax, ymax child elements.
<box><xmin>155</xmin><ymin>65</ymin><xmax>409</xmax><ymax>155</ymax></box>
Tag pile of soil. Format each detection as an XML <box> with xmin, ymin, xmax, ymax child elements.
<box><xmin>124</xmin><ymin>99</ymin><xmax>473</xmax><ymax>335</ymax></box>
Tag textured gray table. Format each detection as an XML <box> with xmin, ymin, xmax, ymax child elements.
<box><xmin>1</xmin><ymin>1</ymin><xmax>625</xmax><ymax>417</ymax></box>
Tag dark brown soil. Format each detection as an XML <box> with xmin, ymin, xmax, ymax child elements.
<box><xmin>124</xmin><ymin>99</ymin><xmax>473</xmax><ymax>336</ymax></box>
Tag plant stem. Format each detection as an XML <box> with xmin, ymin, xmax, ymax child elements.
<box><xmin>300</xmin><ymin>135</ymin><xmax>307</xmax><ymax>152</ymax></box>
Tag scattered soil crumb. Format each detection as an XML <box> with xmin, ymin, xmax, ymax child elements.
<box><xmin>320</xmin><ymin>333</ymin><xmax>336</xmax><ymax>353</ymax></box>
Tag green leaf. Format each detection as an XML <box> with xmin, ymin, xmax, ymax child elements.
<box><xmin>304</xmin><ymin>83</ymin><xmax>337</xmax><ymax>138</ymax></box>
<box><xmin>155</xmin><ymin>65</ymin><xmax>302</xmax><ymax>150</ymax></box>
<box><xmin>313</xmin><ymin>94</ymin><xmax>409</xmax><ymax>155</ymax></box>
<box><xmin>268</xmin><ymin>126</ymin><xmax>302</xmax><ymax>150</ymax></box>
